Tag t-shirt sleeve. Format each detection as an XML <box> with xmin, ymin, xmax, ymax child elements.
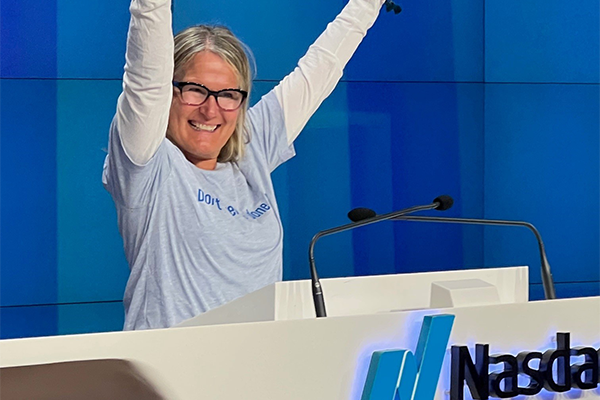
<box><xmin>246</xmin><ymin>91</ymin><xmax>296</xmax><ymax>172</ymax></box>
<box><xmin>274</xmin><ymin>0</ymin><xmax>384</xmax><ymax>144</ymax></box>
<box><xmin>102</xmin><ymin>118</ymin><xmax>173</xmax><ymax>209</ymax></box>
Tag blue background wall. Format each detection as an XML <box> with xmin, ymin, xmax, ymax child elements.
<box><xmin>1</xmin><ymin>0</ymin><xmax>598</xmax><ymax>338</ymax></box>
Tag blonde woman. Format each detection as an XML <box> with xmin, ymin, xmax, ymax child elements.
<box><xmin>103</xmin><ymin>0</ymin><xmax>386</xmax><ymax>330</ymax></box>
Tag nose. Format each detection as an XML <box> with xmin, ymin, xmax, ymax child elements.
<box><xmin>198</xmin><ymin>94</ymin><xmax>219</xmax><ymax>119</ymax></box>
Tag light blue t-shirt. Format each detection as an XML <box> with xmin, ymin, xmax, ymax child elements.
<box><xmin>103</xmin><ymin>92</ymin><xmax>295</xmax><ymax>330</ymax></box>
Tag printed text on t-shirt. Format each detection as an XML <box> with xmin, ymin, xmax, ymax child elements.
<box><xmin>198</xmin><ymin>188</ymin><xmax>271</xmax><ymax>220</ymax></box>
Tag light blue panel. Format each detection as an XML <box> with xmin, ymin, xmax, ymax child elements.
<box><xmin>173</xmin><ymin>0</ymin><xmax>345</xmax><ymax>81</ymax></box>
<box><xmin>530</xmin><ymin>281</ymin><xmax>600</xmax><ymax>301</ymax></box>
<box><xmin>281</xmin><ymin>83</ymin><xmax>354</xmax><ymax>280</ymax></box>
<box><xmin>1</xmin><ymin>79</ymin><xmax>58</xmax><ymax>306</ymax></box>
<box><xmin>57</xmin><ymin>0</ymin><xmax>130</xmax><ymax>79</ymax></box>
<box><xmin>345</xmin><ymin>0</ymin><xmax>483</xmax><ymax>82</ymax></box>
<box><xmin>484</xmin><ymin>84</ymin><xmax>600</xmax><ymax>284</ymax></box>
<box><xmin>485</xmin><ymin>0</ymin><xmax>600</xmax><ymax>83</ymax></box>
<box><xmin>57</xmin><ymin>80</ymin><xmax>130</xmax><ymax>302</ymax></box>
<box><xmin>0</xmin><ymin>305</ymin><xmax>58</xmax><ymax>339</ymax></box>
<box><xmin>58</xmin><ymin>301</ymin><xmax>124</xmax><ymax>335</ymax></box>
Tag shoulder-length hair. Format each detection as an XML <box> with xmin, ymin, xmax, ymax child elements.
<box><xmin>173</xmin><ymin>25</ymin><xmax>256</xmax><ymax>162</ymax></box>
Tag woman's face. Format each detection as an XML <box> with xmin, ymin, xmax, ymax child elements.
<box><xmin>168</xmin><ymin>51</ymin><xmax>241</xmax><ymax>170</ymax></box>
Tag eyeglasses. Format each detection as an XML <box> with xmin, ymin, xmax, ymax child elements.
<box><xmin>173</xmin><ymin>81</ymin><xmax>248</xmax><ymax>111</ymax></box>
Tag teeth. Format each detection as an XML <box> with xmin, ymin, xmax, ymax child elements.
<box><xmin>189</xmin><ymin>121</ymin><xmax>218</xmax><ymax>132</ymax></box>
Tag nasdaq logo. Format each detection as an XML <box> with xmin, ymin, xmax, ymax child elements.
<box><xmin>451</xmin><ymin>332</ymin><xmax>600</xmax><ymax>399</ymax></box>
<box><xmin>361</xmin><ymin>314</ymin><xmax>455</xmax><ymax>400</ymax></box>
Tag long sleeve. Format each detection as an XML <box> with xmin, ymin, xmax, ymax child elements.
<box><xmin>115</xmin><ymin>0</ymin><xmax>174</xmax><ymax>165</ymax></box>
<box><xmin>273</xmin><ymin>0</ymin><xmax>385</xmax><ymax>144</ymax></box>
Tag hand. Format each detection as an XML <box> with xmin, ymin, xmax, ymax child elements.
<box><xmin>384</xmin><ymin>0</ymin><xmax>402</xmax><ymax>14</ymax></box>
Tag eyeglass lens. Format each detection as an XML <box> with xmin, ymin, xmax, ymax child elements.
<box><xmin>181</xmin><ymin>85</ymin><xmax>244</xmax><ymax>110</ymax></box>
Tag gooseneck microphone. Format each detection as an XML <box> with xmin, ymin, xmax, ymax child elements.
<box><xmin>309</xmin><ymin>195</ymin><xmax>453</xmax><ymax>318</ymax></box>
<box><xmin>348</xmin><ymin>209</ymin><xmax>557</xmax><ymax>300</ymax></box>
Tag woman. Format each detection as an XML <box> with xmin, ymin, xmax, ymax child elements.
<box><xmin>103</xmin><ymin>0</ymin><xmax>386</xmax><ymax>330</ymax></box>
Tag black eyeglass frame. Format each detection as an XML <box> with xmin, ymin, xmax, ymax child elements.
<box><xmin>173</xmin><ymin>81</ymin><xmax>248</xmax><ymax>111</ymax></box>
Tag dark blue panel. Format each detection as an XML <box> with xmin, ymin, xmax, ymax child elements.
<box><xmin>58</xmin><ymin>301</ymin><xmax>124</xmax><ymax>335</ymax></box>
<box><xmin>530</xmin><ymin>281</ymin><xmax>600</xmax><ymax>301</ymax></box>
<box><xmin>173</xmin><ymin>0</ymin><xmax>345</xmax><ymax>81</ymax></box>
<box><xmin>0</xmin><ymin>305</ymin><xmax>58</xmax><ymax>339</ymax></box>
<box><xmin>390</xmin><ymin>83</ymin><xmax>484</xmax><ymax>273</ymax></box>
<box><xmin>484</xmin><ymin>84</ymin><xmax>600</xmax><ymax>284</ymax></box>
<box><xmin>348</xmin><ymin>84</ymin><xmax>396</xmax><ymax>276</ymax></box>
<box><xmin>57</xmin><ymin>80</ymin><xmax>129</xmax><ymax>302</ymax></box>
<box><xmin>0</xmin><ymin>0</ymin><xmax>57</xmax><ymax>78</ymax></box>
<box><xmin>57</xmin><ymin>0</ymin><xmax>129</xmax><ymax>78</ymax></box>
<box><xmin>1</xmin><ymin>79</ymin><xmax>58</xmax><ymax>306</ymax></box>
<box><xmin>345</xmin><ymin>0</ymin><xmax>483</xmax><ymax>82</ymax></box>
<box><xmin>346</xmin><ymin>83</ymin><xmax>484</xmax><ymax>275</ymax></box>
<box><xmin>486</xmin><ymin>0</ymin><xmax>600</xmax><ymax>83</ymax></box>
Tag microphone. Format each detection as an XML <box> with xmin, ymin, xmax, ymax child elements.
<box><xmin>347</xmin><ymin>208</ymin><xmax>557</xmax><ymax>300</ymax></box>
<box><xmin>384</xmin><ymin>0</ymin><xmax>402</xmax><ymax>14</ymax></box>
<box><xmin>348</xmin><ymin>195</ymin><xmax>453</xmax><ymax>222</ymax></box>
<box><xmin>309</xmin><ymin>195</ymin><xmax>453</xmax><ymax>318</ymax></box>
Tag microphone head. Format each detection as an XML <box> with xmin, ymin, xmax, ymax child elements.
<box><xmin>433</xmin><ymin>195</ymin><xmax>454</xmax><ymax>211</ymax></box>
<box><xmin>348</xmin><ymin>207</ymin><xmax>376</xmax><ymax>222</ymax></box>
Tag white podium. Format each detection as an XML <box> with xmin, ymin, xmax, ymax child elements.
<box><xmin>1</xmin><ymin>267</ymin><xmax>598</xmax><ymax>400</ymax></box>
<box><xmin>178</xmin><ymin>266</ymin><xmax>528</xmax><ymax>327</ymax></box>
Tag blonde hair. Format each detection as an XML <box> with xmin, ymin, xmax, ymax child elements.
<box><xmin>173</xmin><ymin>25</ymin><xmax>255</xmax><ymax>162</ymax></box>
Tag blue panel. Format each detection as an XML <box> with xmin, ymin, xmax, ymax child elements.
<box><xmin>173</xmin><ymin>0</ymin><xmax>345</xmax><ymax>81</ymax></box>
<box><xmin>530</xmin><ymin>281</ymin><xmax>600</xmax><ymax>301</ymax></box>
<box><xmin>0</xmin><ymin>0</ymin><xmax>57</xmax><ymax>77</ymax></box>
<box><xmin>248</xmin><ymin>81</ymin><xmax>276</xmax><ymax>106</ymax></box>
<box><xmin>0</xmin><ymin>305</ymin><xmax>58</xmax><ymax>339</ymax></box>
<box><xmin>345</xmin><ymin>0</ymin><xmax>483</xmax><ymax>82</ymax></box>
<box><xmin>347</xmin><ymin>82</ymin><xmax>484</xmax><ymax>275</ymax></box>
<box><xmin>57</xmin><ymin>80</ymin><xmax>129</xmax><ymax>302</ymax></box>
<box><xmin>252</xmin><ymin>82</ymin><xmax>298</xmax><ymax>280</ymax></box>
<box><xmin>272</xmin><ymin>160</ymin><xmax>295</xmax><ymax>281</ymax></box>
<box><xmin>392</xmin><ymin>83</ymin><xmax>484</xmax><ymax>273</ymax></box>
<box><xmin>57</xmin><ymin>0</ymin><xmax>129</xmax><ymax>79</ymax></box>
<box><xmin>58</xmin><ymin>301</ymin><xmax>124</xmax><ymax>335</ymax></box>
<box><xmin>484</xmin><ymin>84</ymin><xmax>600</xmax><ymax>284</ymax></box>
<box><xmin>280</xmin><ymin>83</ymin><xmax>354</xmax><ymax>280</ymax></box>
<box><xmin>485</xmin><ymin>0</ymin><xmax>600</xmax><ymax>83</ymax></box>
<box><xmin>1</xmin><ymin>80</ymin><xmax>58</xmax><ymax>306</ymax></box>
<box><xmin>348</xmin><ymin>83</ymin><xmax>396</xmax><ymax>276</ymax></box>
<box><xmin>0</xmin><ymin>301</ymin><xmax>124</xmax><ymax>339</ymax></box>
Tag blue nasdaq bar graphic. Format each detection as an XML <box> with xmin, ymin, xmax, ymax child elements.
<box><xmin>361</xmin><ymin>314</ymin><xmax>455</xmax><ymax>400</ymax></box>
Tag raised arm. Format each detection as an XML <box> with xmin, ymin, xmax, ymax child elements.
<box><xmin>115</xmin><ymin>0</ymin><xmax>174</xmax><ymax>165</ymax></box>
<box><xmin>274</xmin><ymin>0</ymin><xmax>385</xmax><ymax>144</ymax></box>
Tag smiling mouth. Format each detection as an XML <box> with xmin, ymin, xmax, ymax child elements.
<box><xmin>189</xmin><ymin>121</ymin><xmax>219</xmax><ymax>132</ymax></box>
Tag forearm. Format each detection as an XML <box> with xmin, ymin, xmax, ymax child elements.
<box><xmin>116</xmin><ymin>0</ymin><xmax>174</xmax><ymax>165</ymax></box>
<box><xmin>274</xmin><ymin>0</ymin><xmax>385</xmax><ymax>144</ymax></box>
